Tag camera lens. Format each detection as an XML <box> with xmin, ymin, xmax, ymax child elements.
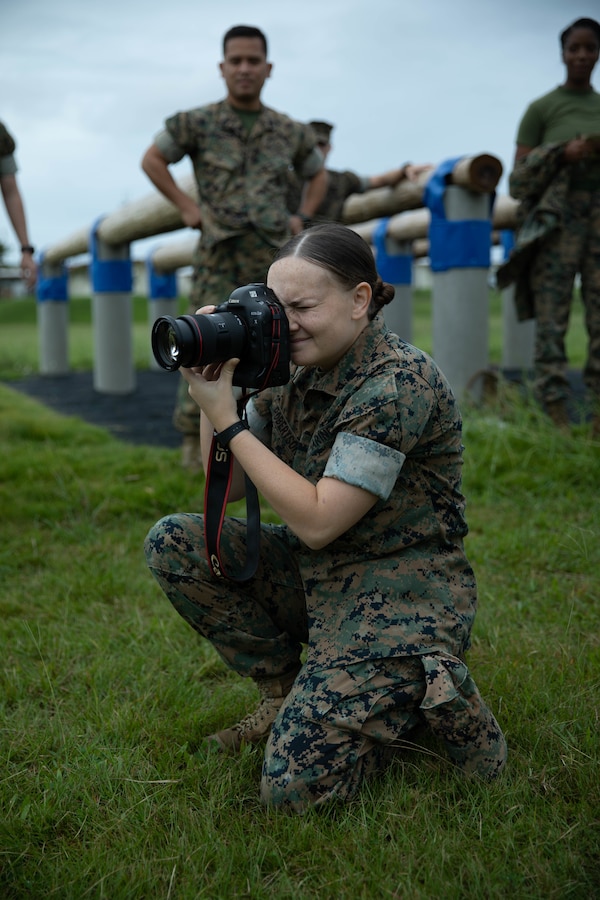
<box><xmin>151</xmin><ymin>317</ymin><xmax>198</xmax><ymax>371</ymax></box>
<box><xmin>151</xmin><ymin>313</ymin><xmax>246</xmax><ymax>371</ymax></box>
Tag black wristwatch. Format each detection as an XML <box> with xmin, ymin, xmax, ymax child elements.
<box><xmin>21</xmin><ymin>245</ymin><xmax>35</xmax><ymax>254</ymax></box>
<box><xmin>215</xmin><ymin>420</ymin><xmax>249</xmax><ymax>447</ymax></box>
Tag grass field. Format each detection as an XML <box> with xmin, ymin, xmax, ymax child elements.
<box><xmin>0</xmin><ymin>287</ymin><xmax>589</xmax><ymax>380</ymax></box>
<box><xmin>0</xmin><ymin>293</ymin><xmax>598</xmax><ymax>898</ymax></box>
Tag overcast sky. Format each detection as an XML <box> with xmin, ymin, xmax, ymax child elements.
<box><xmin>2</xmin><ymin>0</ymin><xmax>599</xmax><ymax>263</ymax></box>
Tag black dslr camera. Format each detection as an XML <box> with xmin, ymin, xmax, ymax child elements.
<box><xmin>151</xmin><ymin>283</ymin><xmax>290</xmax><ymax>390</ymax></box>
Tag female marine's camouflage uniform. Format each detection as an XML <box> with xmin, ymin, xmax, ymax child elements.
<box><xmin>145</xmin><ymin>316</ymin><xmax>507</xmax><ymax>810</ymax></box>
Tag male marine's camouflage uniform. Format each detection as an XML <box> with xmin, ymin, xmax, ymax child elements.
<box><xmin>153</xmin><ymin>101</ymin><xmax>322</xmax><ymax>434</ymax></box>
<box><xmin>287</xmin><ymin>167</ymin><xmax>367</xmax><ymax>224</ymax></box>
<box><xmin>145</xmin><ymin>315</ymin><xmax>507</xmax><ymax>810</ymax></box>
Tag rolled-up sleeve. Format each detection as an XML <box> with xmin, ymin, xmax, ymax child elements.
<box><xmin>0</xmin><ymin>154</ymin><xmax>17</xmax><ymax>176</ymax></box>
<box><xmin>153</xmin><ymin>128</ymin><xmax>186</xmax><ymax>163</ymax></box>
<box><xmin>323</xmin><ymin>432</ymin><xmax>405</xmax><ymax>500</ymax></box>
<box><xmin>299</xmin><ymin>146</ymin><xmax>324</xmax><ymax>179</ymax></box>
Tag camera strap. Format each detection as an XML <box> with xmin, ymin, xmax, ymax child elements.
<box><xmin>204</xmin><ymin>399</ymin><xmax>261</xmax><ymax>582</ymax></box>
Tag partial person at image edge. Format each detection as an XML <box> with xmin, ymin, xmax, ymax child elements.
<box><xmin>0</xmin><ymin>120</ymin><xmax>36</xmax><ymax>291</ymax></box>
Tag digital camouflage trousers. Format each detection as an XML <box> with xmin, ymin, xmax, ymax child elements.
<box><xmin>530</xmin><ymin>186</ymin><xmax>600</xmax><ymax>405</ymax></box>
<box><xmin>144</xmin><ymin>513</ymin><xmax>507</xmax><ymax>811</ymax></box>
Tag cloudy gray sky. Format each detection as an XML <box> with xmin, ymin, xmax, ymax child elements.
<box><xmin>1</xmin><ymin>0</ymin><xmax>598</xmax><ymax>262</ymax></box>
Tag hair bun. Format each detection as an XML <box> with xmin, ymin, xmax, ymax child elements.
<box><xmin>372</xmin><ymin>277</ymin><xmax>395</xmax><ymax>312</ymax></box>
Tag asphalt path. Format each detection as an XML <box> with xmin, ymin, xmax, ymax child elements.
<box><xmin>4</xmin><ymin>366</ymin><xmax>590</xmax><ymax>449</ymax></box>
<box><xmin>5</xmin><ymin>370</ymin><xmax>182</xmax><ymax>448</ymax></box>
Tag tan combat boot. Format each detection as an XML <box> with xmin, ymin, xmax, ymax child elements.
<box><xmin>546</xmin><ymin>399</ymin><xmax>570</xmax><ymax>430</ymax></box>
<box><xmin>206</xmin><ymin>669</ymin><xmax>300</xmax><ymax>752</ymax></box>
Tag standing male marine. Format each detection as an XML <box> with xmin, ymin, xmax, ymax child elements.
<box><xmin>141</xmin><ymin>25</ymin><xmax>326</xmax><ymax>467</ymax></box>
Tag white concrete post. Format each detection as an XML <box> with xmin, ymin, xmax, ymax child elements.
<box><xmin>89</xmin><ymin>220</ymin><xmax>135</xmax><ymax>394</ymax></box>
<box><xmin>501</xmin><ymin>285</ymin><xmax>535</xmax><ymax>371</ymax></box>
<box><xmin>498</xmin><ymin>231</ymin><xmax>535</xmax><ymax>371</ymax></box>
<box><xmin>426</xmin><ymin>172</ymin><xmax>493</xmax><ymax>402</ymax></box>
<box><xmin>36</xmin><ymin>254</ymin><xmax>69</xmax><ymax>375</ymax></box>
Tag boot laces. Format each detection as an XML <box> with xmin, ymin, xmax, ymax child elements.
<box><xmin>231</xmin><ymin>682</ymin><xmax>282</xmax><ymax>738</ymax></box>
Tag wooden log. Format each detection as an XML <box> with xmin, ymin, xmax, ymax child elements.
<box><xmin>43</xmin><ymin>225</ymin><xmax>90</xmax><ymax>266</ymax></box>
<box><xmin>152</xmin><ymin>236</ymin><xmax>198</xmax><ymax>273</ymax></box>
<box><xmin>450</xmin><ymin>154</ymin><xmax>503</xmax><ymax>193</ymax></box>
<box><xmin>142</xmin><ymin>197</ymin><xmax>521</xmax><ymax>275</ymax></box>
<box><xmin>490</xmin><ymin>194</ymin><xmax>519</xmax><ymax>230</ymax></box>
<box><xmin>351</xmin><ymin>209</ymin><xmax>430</xmax><ymax>244</ymax></box>
<box><xmin>43</xmin><ymin>154</ymin><xmax>510</xmax><ymax>266</ymax></box>
<box><xmin>44</xmin><ymin>174</ymin><xmax>199</xmax><ymax>265</ymax></box>
<box><xmin>101</xmin><ymin>174</ymin><xmax>198</xmax><ymax>246</ymax></box>
<box><xmin>342</xmin><ymin>153</ymin><xmax>503</xmax><ymax>225</ymax></box>
<box><xmin>352</xmin><ymin>193</ymin><xmax>518</xmax><ymax>248</ymax></box>
<box><xmin>342</xmin><ymin>173</ymin><xmax>432</xmax><ymax>224</ymax></box>
<box><xmin>412</xmin><ymin>238</ymin><xmax>430</xmax><ymax>259</ymax></box>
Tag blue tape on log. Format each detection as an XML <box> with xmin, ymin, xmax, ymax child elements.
<box><xmin>36</xmin><ymin>253</ymin><xmax>68</xmax><ymax>302</ymax></box>
<box><xmin>147</xmin><ymin>256</ymin><xmax>177</xmax><ymax>299</ymax></box>
<box><xmin>427</xmin><ymin>218</ymin><xmax>492</xmax><ymax>272</ymax></box>
<box><xmin>372</xmin><ymin>218</ymin><xmax>412</xmax><ymax>285</ymax></box>
<box><xmin>89</xmin><ymin>218</ymin><xmax>133</xmax><ymax>293</ymax></box>
<box><xmin>91</xmin><ymin>258</ymin><xmax>132</xmax><ymax>293</ymax></box>
<box><xmin>424</xmin><ymin>157</ymin><xmax>492</xmax><ymax>272</ymax></box>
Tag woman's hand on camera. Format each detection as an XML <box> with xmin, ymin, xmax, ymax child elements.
<box><xmin>199</xmin><ymin>362</ymin><xmax>223</xmax><ymax>382</ymax></box>
<box><xmin>180</xmin><ymin>357</ymin><xmax>240</xmax><ymax>432</ymax></box>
